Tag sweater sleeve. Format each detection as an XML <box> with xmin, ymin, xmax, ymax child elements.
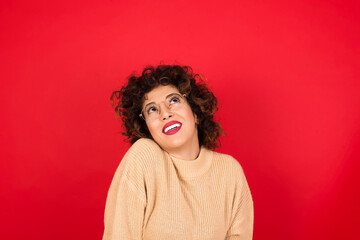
<box><xmin>225</xmin><ymin>161</ymin><xmax>254</xmax><ymax>240</ymax></box>
<box><xmin>103</xmin><ymin>139</ymin><xmax>152</xmax><ymax>240</ymax></box>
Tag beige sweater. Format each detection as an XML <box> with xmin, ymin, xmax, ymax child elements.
<box><xmin>103</xmin><ymin>138</ymin><xmax>254</xmax><ymax>240</ymax></box>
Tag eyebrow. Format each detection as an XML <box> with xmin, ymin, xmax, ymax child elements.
<box><xmin>144</xmin><ymin>93</ymin><xmax>181</xmax><ymax>110</ymax></box>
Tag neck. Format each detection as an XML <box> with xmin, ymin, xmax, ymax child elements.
<box><xmin>166</xmin><ymin>132</ymin><xmax>200</xmax><ymax>160</ymax></box>
<box><xmin>169</xmin><ymin>144</ymin><xmax>200</xmax><ymax>160</ymax></box>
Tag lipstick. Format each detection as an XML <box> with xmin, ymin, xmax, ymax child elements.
<box><xmin>162</xmin><ymin>121</ymin><xmax>182</xmax><ymax>135</ymax></box>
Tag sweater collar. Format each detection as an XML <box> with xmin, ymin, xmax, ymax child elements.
<box><xmin>167</xmin><ymin>146</ymin><xmax>213</xmax><ymax>178</ymax></box>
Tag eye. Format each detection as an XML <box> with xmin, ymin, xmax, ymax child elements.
<box><xmin>146</xmin><ymin>105</ymin><xmax>158</xmax><ymax>115</ymax></box>
<box><xmin>169</xmin><ymin>96</ymin><xmax>181</xmax><ymax>105</ymax></box>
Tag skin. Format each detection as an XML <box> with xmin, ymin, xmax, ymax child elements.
<box><xmin>142</xmin><ymin>85</ymin><xmax>200</xmax><ymax>160</ymax></box>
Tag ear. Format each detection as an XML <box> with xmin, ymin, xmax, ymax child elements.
<box><xmin>194</xmin><ymin>114</ymin><xmax>199</xmax><ymax>125</ymax></box>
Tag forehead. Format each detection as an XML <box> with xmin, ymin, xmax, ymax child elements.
<box><xmin>143</xmin><ymin>85</ymin><xmax>180</xmax><ymax>105</ymax></box>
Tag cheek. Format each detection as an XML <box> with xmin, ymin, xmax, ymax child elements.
<box><xmin>146</xmin><ymin>122</ymin><xmax>161</xmax><ymax>137</ymax></box>
<box><xmin>184</xmin><ymin>108</ymin><xmax>196</xmax><ymax>123</ymax></box>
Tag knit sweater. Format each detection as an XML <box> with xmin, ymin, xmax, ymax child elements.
<box><xmin>103</xmin><ymin>138</ymin><xmax>254</xmax><ymax>240</ymax></box>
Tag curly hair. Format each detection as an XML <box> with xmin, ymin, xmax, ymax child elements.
<box><xmin>110</xmin><ymin>65</ymin><xmax>224</xmax><ymax>150</ymax></box>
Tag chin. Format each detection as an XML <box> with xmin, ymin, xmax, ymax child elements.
<box><xmin>159</xmin><ymin>137</ymin><xmax>187</xmax><ymax>150</ymax></box>
<box><xmin>164</xmin><ymin>141</ymin><xmax>186</xmax><ymax>150</ymax></box>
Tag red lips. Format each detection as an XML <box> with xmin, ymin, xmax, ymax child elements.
<box><xmin>162</xmin><ymin>121</ymin><xmax>182</xmax><ymax>135</ymax></box>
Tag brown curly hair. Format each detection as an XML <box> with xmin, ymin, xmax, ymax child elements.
<box><xmin>110</xmin><ymin>65</ymin><xmax>224</xmax><ymax>150</ymax></box>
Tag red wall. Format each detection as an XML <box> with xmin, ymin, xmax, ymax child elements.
<box><xmin>1</xmin><ymin>0</ymin><xmax>359</xmax><ymax>239</ymax></box>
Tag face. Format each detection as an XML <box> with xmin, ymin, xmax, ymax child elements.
<box><xmin>142</xmin><ymin>85</ymin><xmax>199</xmax><ymax>156</ymax></box>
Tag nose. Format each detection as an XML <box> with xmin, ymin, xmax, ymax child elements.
<box><xmin>159</xmin><ymin>103</ymin><xmax>173</xmax><ymax>120</ymax></box>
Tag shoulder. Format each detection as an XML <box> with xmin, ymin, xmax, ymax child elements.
<box><xmin>113</xmin><ymin>138</ymin><xmax>163</xmax><ymax>182</ymax></box>
<box><xmin>125</xmin><ymin>138</ymin><xmax>163</xmax><ymax>160</ymax></box>
<box><xmin>212</xmin><ymin>151</ymin><xmax>244</xmax><ymax>170</ymax></box>
<box><xmin>211</xmin><ymin>151</ymin><xmax>252</xmax><ymax>196</ymax></box>
<box><xmin>130</xmin><ymin>137</ymin><xmax>162</xmax><ymax>151</ymax></box>
<box><xmin>130</xmin><ymin>137</ymin><xmax>161</xmax><ymax>150</ymax></box>
<box><xmin>211</xmin><ymin>150</ymin><xmax>247</xmax><ymax>180</ymax></box>
<box><xmin>119</xmin><ymin>138</ymin><xmax>164</xmax><ymax>171</ymax></box>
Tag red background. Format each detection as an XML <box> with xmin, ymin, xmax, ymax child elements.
<box><xmin>1</xmin><ymin>0</ymin><xmax>359</xmax><ymax>239</ymax></box>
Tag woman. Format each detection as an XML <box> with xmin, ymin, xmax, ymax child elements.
<box><xmin>103</xmin><ymin>65</ymin><xmax>254</xmax><ymax>240</ymax></box>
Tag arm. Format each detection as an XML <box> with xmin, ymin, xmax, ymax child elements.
<box><xmin>103</xmin><ymin>176</ymin><xmax>146</xmax><ymax>240</ymax></box>
<box><xmin>103</xmin><ymin>140</ymin><xmax>151</xmax><ymax>240</ymax></box>
<box><xmin>225</xmin><ymin>165</ymin><xmax>254</xmax><ymax>240</ymax></box>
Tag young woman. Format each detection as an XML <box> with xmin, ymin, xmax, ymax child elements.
<box><xmin>103</xmin><ymin>65</ymin><xmax>254</xmax><ymax>240</ymax></box>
